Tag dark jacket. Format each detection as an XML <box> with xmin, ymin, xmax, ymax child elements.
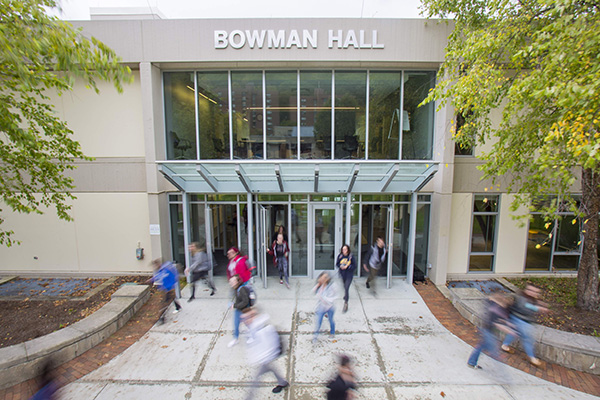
<box><xmin>234</xmin><ymin>285</ymin><xmax>251</xmax><ymax>310</ymax></box>
<box><xmin>336</xmin><ymin>253</ymin><xmax>356</xmax><ymax>281</ymax></box>
<box><xmin>326</xmin><ymin>375</ymin><xmax>356</xmax><ymax>400</ymax></box>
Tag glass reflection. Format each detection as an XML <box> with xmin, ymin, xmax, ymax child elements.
<box><xmin>369</xmin><ymin>72</ymin><xmax>401</xmax><ymax>159</ymax></box>
<box><xmin>402</xmin><ymin>72</ymin><xmax>435</xmax><ymax>160</ymax></box>
<box><xmin>164</xmin><ymin>72</ymin><xmax>196</xmax><ymax>160</ymax></box>
<box><xmin>335</xmin><ymin>72</ymin><xmax>366</xmax><ymax>159</ymax></box>
<box><xmin>300</xmin><ymin>71</ymin><xmax>332</xmax><ymax>159</ymax></box>
<box><xmin>525</xmin><ymin>215</ymin><xmax>553</xmax><ymax>270</ymax></box>
<box><xmin>291</xmin><ymin>205</ymin><xmax>307</xmax><ymax>275</ymax></box>
<box><xmin>197</xmin><ymin>72</ymin><xmax>229</xmax><ymax>159</ymax></box>
<box><xmin>231</xmin><ymin>72</ymin><xmax>263</xmax><ymax>159</ymax></box>
<box><xmin>266</xmin><ymin>71</ymin><xmax>297</xmax><ymax>159</ymax></box>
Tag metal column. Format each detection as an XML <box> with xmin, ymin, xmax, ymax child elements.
<box><xmin>407</xmin><ymin>192</ymin><xmax>418</xmax><ymax>284</ymax></box>
<box><xmin>247</xmin><ymin>193</ymin><xmax>254</xmax><ymax>268</ymax></box>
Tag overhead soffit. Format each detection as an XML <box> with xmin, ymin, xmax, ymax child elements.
<box><xmin>157</xmin><ymin>160</ymin><xmax>438</xmax><ymax>194</ymax></box>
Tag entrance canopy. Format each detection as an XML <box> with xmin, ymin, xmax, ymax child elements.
<box><xmin>157</xmin><ymin>160</ymin><xmax>438</xmax><ymax>194</ymax></box>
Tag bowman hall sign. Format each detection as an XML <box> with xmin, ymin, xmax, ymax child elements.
<box><xmin>214</xmin><ymin>29</ymin><xmax>385</xmax><ymax>49</ymax></box>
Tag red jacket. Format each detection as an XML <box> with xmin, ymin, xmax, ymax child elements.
<box><xmin>227</xmin><ymin>255</ymin><xmax>251</xmax><ymax>282</ymax></box>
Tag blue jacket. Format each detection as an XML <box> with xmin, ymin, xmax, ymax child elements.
<box><xmin>152</xmin><ymin>262</ymin><xmax>178</xmax><ymax>292</ymax></box>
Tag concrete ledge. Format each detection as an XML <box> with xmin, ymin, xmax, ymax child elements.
<box><xmin>0</xmin><ymin>284</ymin><xmax>150</xmax><ymax>390</ymax></box>
<box><xmin>439</xmin><ymin>282</ymin><xmax>600</xmax><ymax>375</ymax></box>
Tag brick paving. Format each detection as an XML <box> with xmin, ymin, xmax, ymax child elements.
<box><xmin>414</xmin><ymin>281</ymin><xmax>600</xmax><ymax>397</ymax></box>
<box><xmin>0</xmin><ymin>290</ymin><xmax>163</xmax><ymax>400</ymax></box>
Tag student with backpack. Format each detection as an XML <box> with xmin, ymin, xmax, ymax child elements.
<box><xmin>226</xmin><ymin>247</ymin><xmax>252</xmax><ymax>283</ymax></box>
<box><xmin>228</xmin><ymin>274</ymin><xmax>254</xmax><ymax>348</ymax></box>
<box><xmin>186</xmin><ymin>242</ymin><xmax>216</xmax><ymax>300</ymax></box>
<box><xmin>148</xmin><ymin>258</ymin><xmax>182</xmax><ymax>324</ymax></box>
<box><xmin>242</xmin><ymin>307</ymin><xmax>288</xmax><ymax>399</ymax></box>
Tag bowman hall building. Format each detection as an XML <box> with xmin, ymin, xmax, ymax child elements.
<box><xmin>0</xmin><ymin>13</ymin><xmax>586</xmax><ymax>288</ymax></box>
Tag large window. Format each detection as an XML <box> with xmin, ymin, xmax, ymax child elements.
<box><xmin>469</xmin><ymin>195</ymin><xmax>499</xmax><ymax>271</ymax></box>
<box><xmin>266</xmin><ymin>72</ymin><xmax>297</xmax><ymax>159</ymax></box>
<box><xmin>335</xmin><ymin>71</ymin><xmax>366</xmax><ymax>159</ymax></box>
<box><xmin>402</xmin><ymin>72</ymin><xmax>435</xmax><ymax>160</ymax></box>
<box><xmin>526</xmin><ymin>196</ymin><xmax>582</xmax><ymax>271</ymax></box>
<box><xmin>165</xmin><ymin>70</ymin><xmax>436</xmax><ymax>161</ymax></box>
<box><xmin>369</xmin><ymin>72</ymin><xmax>401</xmax><ymax>159</ymax></box>
<box><xmin>231</xmin><ymin>72</ymin><xmax>263</xmax><ymax>159</ymax></box>
<box><xmin>197</xmin><ymin>72</ymin><xmax>229</xmax><ymax>159</ymax></box>
<box><xmin>165</xmin><ymin>73</ymin><xmax>196</xmax><ymax>160</ymax></box>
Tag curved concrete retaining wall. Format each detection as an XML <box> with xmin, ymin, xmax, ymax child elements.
<box><xmin>438</xmin><ymin>281</ymin><xmax>600</xmax><ymax>376</ymax></box>
<box><xmin>0</xmin><ymin>284</ymin><xmax>150</xmax><ymax>390</ymax></box>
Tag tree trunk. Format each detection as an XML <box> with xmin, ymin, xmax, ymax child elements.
<box><xmin>577</xmin><ymin>167</ymin><xmax>600</xmax><ymax>310</ymax></box>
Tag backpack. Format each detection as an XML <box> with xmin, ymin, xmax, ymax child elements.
<box><xmin>246</xmin><ymin>284</ymin><xmax>257</xmax><ymax>307</ymax></box>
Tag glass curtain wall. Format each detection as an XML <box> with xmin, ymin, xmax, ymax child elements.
<box><xmin>369</xmin><ymin>72</ymin><xmax>401</xmax><ymax>159</ymax></box>
<box><xmin>402</xmin><ymin>72</ymin><xmax>435</xmax><ymax>160</ymax></box>
<box><xmin>165</xmin><ymin>73</ymin><xmax>196</xmax><ymax>160</ymax></box>
<box><xmin>197</xmin><ymin>72</ymin><xmax>230</xmax><ymax>159</ymax></box>
<box><xmin>168</xmin><ymin>195</ymin><xmax>185</xmax><ymax>264</ymax></box>
<box><xmin>165</xmin><ymin>70</ymin><xmax>436</xmax><ymax>161</ymax></box>
<box><xmin>300</xmin><ymin>71</ymin><xmax>332</xmax><ymax>159</ymax></box>
<box><xmin>335</xmin><ymin>72</ymin><xmax>366</xmax><ymax>159</ymax></box>
<box><xmin>231</xmin><ymin>72</ymin><xmax>263</xmax><ymax>159</ymax></box>
<box><xmin>266</xmin><ymin>72</ymin><xmax>298</xmax><ymax>159</ymax></box>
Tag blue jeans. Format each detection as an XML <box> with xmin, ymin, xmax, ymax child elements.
<box><xmin>233</xmin><ymin>308</ymin><xmax>242</xmax><ymax>339</ymax></box>
<box><xmin>468</xmin><ymin>328</ymin><xmax>499</xmax><ymax>366</ymax></box>
<box><xmin>503</xmin><ymin>315</ymin><xmax>535</xmax><ymax>359</ymax></box>
<box><xmin>314</xmin><ymin>307</ymin><xmax>335</xmax><ymax>337</ymax></box>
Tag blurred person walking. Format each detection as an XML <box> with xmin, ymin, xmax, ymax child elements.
<box><xmin>226</xmin><ymin>247</ymin><xmax>252</xmax><ymax>284</ymax></box>
<box><xmin>467</xmin><ymin>293</ymin><xmax>514</xmax><ymax>369</ymax></box>
<box><xmin>242</xmin><ymin>307</ymin><xmax>288</xmax><ymax>399</ymax></box>
<box><xmin>313</xmin><ymin>272</ymin><xmax>337</xmax><ymax>343</ymax></box>
<box><xmin>186</xmin><ymin>242</ymin><xmax>216</xmax><ymax>300</ymax></box>
<box><xmin>148</xmin><ymin>259</ymin><xmax>182</xmax><ymax>324</ymax></box>
<box><xmin>501</xmin><ymin>284</ymin><xmax>548</xmax><ymax>367</ymax></box>
<box><xmin>363</xmin><ymin>237</ymin><xmax>386</xmax><ymax>296</ymax></box>
<box><xmin>336</xmin><ymin>245</ymin><xmax>356</xmax><ymax>313</ymax></box>
<box><xmin>325</xmin><ymin>354</ymin><xmax>357</xmax><ymax>400</ymax></box>
<box><xmin>228</xmin><ymin>274</ymin><xmax>254</xmax><ymax>348</ymax></box>
<box><xmin>269</xmin><ymin>233</ymin><xmax>290</xmax><ymax>288</ymax></box>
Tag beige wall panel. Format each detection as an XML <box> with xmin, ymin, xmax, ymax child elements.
<box><xmin>67</xmin><ymin>158</ymin><xmax>147</xmax><ymax>192</ymax></box>
<box><xmin>54</xmin><ymin>72</ymin><xmax>144</xmax><ymax>158</ymax></box>
<box><xmin>495</xmin><ymin>194</ymin><xmax>529</xmax><ymax>274</ymax></box>
<box><xmin>0</xmin><ymin>206</ymin><xmax>79</xmax><ymax>272</ymax></box>
<box><xmin>447</xmin><ymin>193</ymin><xmax>472</xmax><ymax>274</ymax></box>
<box><xmin>72</xmin><ymin>193</ymin><xmax>152</xmax><ymax>272</ymax></box>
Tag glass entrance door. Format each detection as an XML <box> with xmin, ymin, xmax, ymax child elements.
<box><xmin>310</xmin><ymin>204</ymin><xmax>342</xmax><ymax>277</ymax></box>
<box><xmin>257</xmin><ymin>205</ymin><xmax>269</xmax><ymax>288</ymax></box>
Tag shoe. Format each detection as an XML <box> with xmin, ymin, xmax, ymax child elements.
<box><xmin>312</xmin><ymin>337</ymin><xmax>318</xmax><ymax>344</ymax></box>
<box><xmin>343</xmin><ymin>302</ymin><xmax>348</xmax><ymax>313</ymax></box>
<box><xmin>187</xmin><ymin>297</ymin><xmax>195</xmax><ymax>303</ymax></box>
<box><xmin>247</xmin><ymin>338</ymin><xmax>254</xmax><ymax>344</ymax></box>
<box><xmin>467</xmin><ymin>363</ymin><xmax>482</xmax><ymax>369</ymax></box>
<box><xmin>366</xmin><ymin>282</ymin><xmax>370</xmax><ymax>289</ymax></box>
<box><xmin>285</xmin><ymin>282</ymin><xmax>290</xmax><ymax>289</ymax></box>
<box><xmin>501</xmin><ymin>345</ymin><xmax>514</xmax><ymax>354</ymax></box>
<box><xmin>529</xmin><ymin>357</ymin><xmax>542</xmax><ymax>367</ymax></box>
<box><xmin>272</xmin><ymin>383</ymin><xmax>289</xmax><ymax>393</ymax></box>
<box><xmin>329</xmin><ymin>334</ymin><xmax>335</xmax><ymax>339</ymax></box>
<box><xmin>172</xmin><ymin>309</ymin><xmax>180</xmax><ymax>314</ymax></box>
<box><xmin>210</xmin><ymin>290</ymin><xmax>215</xmax><ymax>296</ymax></box>
<box><xmin>280</xmin><ymin>280</ymin><xmax>283</xmax><ymax>285</ymax></box>
<box><xmin>227</xmin><ymin>339</ymin><xmax>238</xmax><ymax>348</ymax></box>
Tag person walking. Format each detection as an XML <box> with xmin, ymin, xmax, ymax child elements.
<box><xmin>336</xmin><ymin>244</ymin><xmax>356</xmax><ymax>313</ymax></box>
<box><xmin>326</xmin><ymin>354</ymin><xmax>357</xmax><ymax>400</ymax></box>
<box><xmin>228</xmin><ymin>274</ymin><xmax>252</xmax><ymax>348</ymax></box>
<box><xmin>226</xmin><ymin>247</ymin><xmax>252</xmax><ymax>284</ymax></box>
<box><xmin>269</xmin><ymin>233</ymin><xmax>290</xmax><ymax>288</ymax></box>
<box><xmin>313</xmin><ymin>272</ymin><xmax>337</xmax><ymax>343</ymax></box>
<box><xmin>186</xmin><ymin>242</ymin><xmax>216</xmax><ymax>300</ymax></box>
<box><xmin>363</xmin><ymin>237</ymin><xmax>386</xmax><ymax>296</ymax></box>
<box><xmin>501</xmin><ymin>284</ymin><xmax>548</xmax><ymax>367</ymax></box>
<box><xmin>467</xmin><ymin>293</ymin><xmax>514</xmax><ymax>369</ymax></box>
<box><xmin>242</xmin><ymin>307</ymin><xmax>288</xmax><ymax>399</ymax></box>
<box><xmin>148</xmin><ymin>259</ymin><xmax>182</xmax><ymax>324</ymax></box>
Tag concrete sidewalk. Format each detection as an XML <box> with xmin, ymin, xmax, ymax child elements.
<box><xmin>56</xmin><ymin>277</ymin><xmax>596</xmax><ymax>399</ymax></box>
